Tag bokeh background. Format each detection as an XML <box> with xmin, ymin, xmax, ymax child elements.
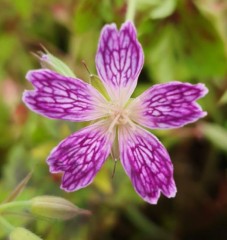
<box><xmin>0</xmin><ymin>0</ymin><xmax>227</xmax><ymax>239</ymax></box>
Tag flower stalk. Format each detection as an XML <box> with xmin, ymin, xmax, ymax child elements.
<box><xmin>0</xmin><ymin>215</ymin><xmax>14</xmax><ymax>234</ymax></box>
<box><xmin>0</xmin><ymin>200</ymin><xmax>31</xmax><ymax>213</ymax></box>
<box><xmin>126</xmin><ymin>0</ymin><xmax>137</xmax><ymax>22</ymax></box>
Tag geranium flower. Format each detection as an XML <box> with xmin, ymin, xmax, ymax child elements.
<box><xmin>23</xmin><ymin>21</ymin><xmax>208</xmax><ymax>204</ymax></box>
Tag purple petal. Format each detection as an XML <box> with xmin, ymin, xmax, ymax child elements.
<box><xmin>23</xmin><ymin>69</ymin><xmax>108</xmax><ymax>121</ymax></box>
<box><xmin>47</xmin><ymin>121</ymin><xmax>114</xmax><ymax>191</ymax></box>
<box><xmin>129</xmin><ymin>82</ymin><xmax>208</xmax><ymax>129</ymax></box>
<box><xmin>118</xmin><ymin>124</ymin><xmax>176</xmax><ymax>204</ymax></box>
<box><xmin>96</xmin><ymin>21</ymin><xmax>144</xmax><ymax>104</ymax></box>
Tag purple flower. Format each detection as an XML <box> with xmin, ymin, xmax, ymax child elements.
<box><xmin>23</xmin><ymin>21</ymin><xmax>208</xmax><ymax>204</ymax></box>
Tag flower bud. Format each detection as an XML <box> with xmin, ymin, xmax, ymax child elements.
<box><xmin>38</xmin><ymin>50</ymin><xmax>76</xmax><ymax>78</ymax></box>
<box><xmin>9</xmin><ymin>227</ymin><xmax>43</xmax><ymax>240</ymax></box>
<box><xmin>30</xmin><ymin>196</ymin><xmax>91</xmax><ymax>220</ymax></box>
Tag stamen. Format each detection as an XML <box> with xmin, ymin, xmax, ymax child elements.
<box><xmin>124</xmin><ymin>115</ymin><xmax>136</xmax><ymax>130</ymax></box>
<box><xmin>108</xmin><ymin>114</ymin><xmax>120</xmax><ymax>133</ymax></box>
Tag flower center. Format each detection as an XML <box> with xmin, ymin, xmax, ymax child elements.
<box><xmin>107</xmin><ymin>102</ymin><xmax>135</xmax><ymax>132</ymax></box>
<box><xmin>109</xmin><ymin>103</ymin><xmax>128</xmax><ymax>122</ymax></box>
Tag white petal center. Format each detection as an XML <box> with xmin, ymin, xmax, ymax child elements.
<box><xmin>106</xmin><ymin>101</ymin><xmax>135</xmax><ymax>132</ymax></box>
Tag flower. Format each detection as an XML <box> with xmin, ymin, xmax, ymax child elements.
<box><xmin>23</xmin><ymin>21</ymin><xmax>208</xmax><ymax>204</ymax></box>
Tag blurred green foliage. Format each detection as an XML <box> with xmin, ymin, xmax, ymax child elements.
<box><xmin>0</xmin><ymin>0</ymin><xmax>227</xmax><ymax>239</ymax></box>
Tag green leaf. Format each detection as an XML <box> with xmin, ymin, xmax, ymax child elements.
<box><xmin>137</xmin><ymin>0</ymin><xmax>177</xmax><ymax>19</ymax></box>
<box><xmin>178</xmin><ymin>3</ymin><xmax>227</xmax><ymax>79</ymax></box>
<box><xmin>194</xmin><ymin>0</ymin><xmax>227</xmax><ymax>52</ymax></box>
<box><xmin>72</xmin><ymin>1</ymin><xmax>100</xmax><ymax>34</ymax></box>
<box><xmin>146</xmin><ymin>26</ymin><xmax>182</xmax><ymax>82</ymax></box>
<box><xmin>125</xmin><ymin>205</ymin><xmax>170</xmax><ymax>239</ymax></box>
<box><xmin>202</xmin><ymin>123</ymin><xmax>227</xmax><ymax>152</ymax></box>
<box><xmin>142</xmin><ymin>2</ymin><xmax>227</xmax><ymax>83</ymax></box>
<box><xmin>149</xmin><ymin>0</ymin><xmax>177</xmax><ymax>19</ymax></box>
<box><xmin>219</xmin><ymin>91</ymin><xmax>227</xmax><ymax>105</ymax></box>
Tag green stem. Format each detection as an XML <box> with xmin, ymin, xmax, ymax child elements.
<box><xmin>125</xmin><ymin>0</ymin><xmax>137</xmax><ymax>22</ymax></box>
<box><xmin>0</xmin><ymin>215</ymin><xmax>14</xmax><ymax>233</ymax></box>
<box><xmin>0</xmin><ymin>200</ymin><xmax>32</xmax><ymax>213</ymax></box>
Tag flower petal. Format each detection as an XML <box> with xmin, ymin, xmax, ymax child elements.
<box><xmin>118</xmin><ymin>124</ymin><xmax>176</xmax><ymax>204</ymax></box>
<box><xmin>129</xmin><ymin>82</ymin><xmax>208</xmax><ymax>129</ymax></box>
<box><xmin>47</xmin><ymin>121</ymin><xmax>114</xmax><ymax>191</ymax></box>
<box><xmin>23</xmin><ymin>69</ymin><xmax>108</xmax><ymax>121</ymax></box>
<box><xmin>96</xmin><ymin>21</ymin><xmax>144</xmax><ymax>104</ymax></box>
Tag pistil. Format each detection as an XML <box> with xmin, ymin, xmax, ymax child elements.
<box><xmin>108</xmin><ymin>113</ymin><xmax>121</xmax><ymax>133</ymax></box>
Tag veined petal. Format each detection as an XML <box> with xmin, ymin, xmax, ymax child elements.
<box><xmin>96</xmin><ymin>21</ymin><xmax>144</xmax><ymax>104</ymax></box>
<box><xmin>118</xmin><ymin>124</ymin><xmax>176</xmax><ymax>204</ymax></box>
<box><xmin>129</xmin><ymin>82</ymin><xmax>208</xmax><ymax>129</ymax></box>
<box><xmin>23</xmin><ymin>69</ymin><xmax>108</xmax><ymax>121</ymax></box>
<box><xmin>47</xmin><ymin>121</ymin><xmax>115</xmax><ymax>191</ymax></box>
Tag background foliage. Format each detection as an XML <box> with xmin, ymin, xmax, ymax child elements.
<box><xmin>0</xmin><ymin>0</ymin><xmax>227</xmax><ymax>239</ymax></box>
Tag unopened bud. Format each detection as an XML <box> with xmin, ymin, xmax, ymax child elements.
<box><xmin>9</xmin><ymin>227</ymin><xmax>43</xmax><ymax>240</ymax></box>
<box><xmin>37</xmin><ymin>49</ymin><xmax>76</xmax><ymax>78</ymax></box>
<box><xmin>31</xmin><ymin>196</ymin><xmax>91</xmax><ymax>220</ymax></box>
